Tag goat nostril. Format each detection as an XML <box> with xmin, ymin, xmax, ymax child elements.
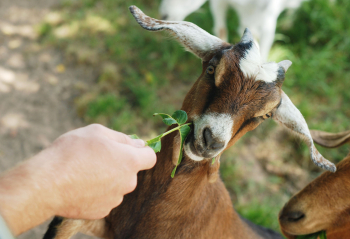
<box><xmin>281</xmin><ymin>211</ymin><xmax>305</xmax><ymax>223</ymax></box>
<box><xmin>203</xmin><ymin>128</ymin><xmax>212</xmax><ymax>147</ymax></box>
<box><xmin>210</xmin><ymin>142</ymin><xmax>225</xmax><ymax>150</ymax></box>
<box><xmin>203</xmin><ymin>128</ymin><xmax>224</xmax><ymax>151</ymax></box>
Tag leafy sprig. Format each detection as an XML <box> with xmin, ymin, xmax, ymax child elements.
<box><xmin>131</xmin><ymin>110</ymin><xmax>191</xmax><ymax>178</ymax></box>
<box><xmin>296</xmin><ymin>231</ymin><xmax>327</xmax><ymax>239</ymax></box>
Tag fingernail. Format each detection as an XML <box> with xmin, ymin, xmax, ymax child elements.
<box><xmin>133</xmin><ymin>139</ymin><xmax>145</xmax><ymax>147</ymax></box>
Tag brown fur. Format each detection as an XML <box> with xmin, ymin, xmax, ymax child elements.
<box><xmin>54</xmin><ymin>219</ymin><xmax>109</xmax><ymax>239</ymax></box>
<box><xmin>103</xmin><ymin>49</ymin><xmax>282</xmax><ymax>238</ymax></box>
<box><xmin>47</xmin><ymin>41</ymin><xmax>284</xmax><ymax>239</ymax></box>
<box><xmin>105</xmin><ymin>134</ymin><xmax>262</xmax><ymax>239</ymax></box>
<box><xmin>279</xmin><ymin>130</ymin><xmax>350</xmax><ymax>239</ymax></box>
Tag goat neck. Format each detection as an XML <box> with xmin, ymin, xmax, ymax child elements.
<box><xmin>105</xmin><ymin>129</ymin><xmax>263</xmax><ymax>239</ymax></box>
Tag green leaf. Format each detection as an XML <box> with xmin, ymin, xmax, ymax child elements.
<box><xmin>179</xmin><ymin>124</ymin><xmax>191</xmax><ymax>139</ymax></box>
<box><xmin>171</xmin><ymin>167</ymin><xmax>177</xmax><ymax>178</ymax></box>
<box><xmin>153</xmin><ymin>113</ymin><xmax>178</xmax><ymax>126</ymax></box>
<box><xmin>129</xmin><ymin>134</ymin><xmax>139</xmax><ymax>139</ymax></box>
<box><xmin>296</xmin><ymin>232</ymin><xmax>323</xmax><ymax>239</ymax></box>
<box><xmin>171</xmin><ymin>124</ymin><xmax>191</xmax><ymax>178</ymax></box>
<box><xmin>319</xmin><ymin>231</ymin><xmax>327</xmax><ymax>239</ymax></box>
<box><xmin>153</xmin><ymin>113</ymin><xmax>172</xmax><ymax>119</ymax></box>
<box><xmin>148</xmin><ymin>141</ymin><xmax>162</xmax><ymax>153</ymax></box>
<box><xmin>146</xmin><ymin>134</ymin><xmax>163</xmax><ymax>153</ymax></box>
<box><xmin>172</xmin><ymin>110</ymin><xmax>188</xmax><ymax>125</ymax></box>
<box><xmin>146</xmin><ymin>135</ymin><xmax>162</xmax><ymax>146</ymax></box>
<box><xmin>163</xmin><ymin>118</ymin><xmax>177</xmax><ymax>126</ymax></box>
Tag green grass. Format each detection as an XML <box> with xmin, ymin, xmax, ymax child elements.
<box><xmin>38</xmin><ymin>0</ymin><xmax>350</xmax><ymax>234</ymax></box>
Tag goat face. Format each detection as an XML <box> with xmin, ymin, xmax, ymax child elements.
<box><xmin>279</xmin><ymin>157</ymin><xmax>350</xmax><ymax>239</ymax></box>
<box><xmin>130</xmin><ymin>5</ymin><xmax>336</xmax><ymax>172</ymax></box>
<box><xmin>184</xmin><ymin>39</ymin><xmax>286</xmax><ymax>160</ymax></box>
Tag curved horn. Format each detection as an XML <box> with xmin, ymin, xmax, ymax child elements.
<box><xmin>273</xmin><ymin>92</ymin><xmax>336</xmax><ymax>172</ymax></box>
<box><xmin>129</xmin><ymin>5</ymin><xmax>230</xmax><ymax>61</ymax></box>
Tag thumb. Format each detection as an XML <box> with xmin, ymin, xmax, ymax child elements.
<box><xmin>133</xmin><ymin>147</ymin><xmax>157</xmax><ymax>171</ymax></box>
<box><xmin>130</xmin><ymin>139</ymin><xmax>146</xmax><ymax>148</ymax></box>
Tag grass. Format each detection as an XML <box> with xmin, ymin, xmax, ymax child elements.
<box><xmin>38</xmin><ymin>0</ymin><xmax>350</xmax><ymax>234</ymax></box>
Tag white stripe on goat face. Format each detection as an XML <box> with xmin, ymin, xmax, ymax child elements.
<box><xmin>239</xmin><ymin>40</ymin><xmax>279</xmax><ymax>83</ymax></box>
<box><xmin>184</xmin><ymin>113</ymin><xmax>234</xmax><ymax>161</ymax></box>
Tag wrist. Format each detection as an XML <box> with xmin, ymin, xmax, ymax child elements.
<box><xmin>0</xmin><ymin>149</ymin><xmax>60</xmax><ymax>235</ymax></box>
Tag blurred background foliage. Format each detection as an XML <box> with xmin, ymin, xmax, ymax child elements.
<box><xmin>37</xmin><ymin>0</ymin><xmax>350</xmax><ymax>233</ymax></box>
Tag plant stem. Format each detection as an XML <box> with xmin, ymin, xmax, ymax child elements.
<box><xmin>145</xmin><ymin>123</ymin><xmax>192</xmax><ymax>146</ymax></box>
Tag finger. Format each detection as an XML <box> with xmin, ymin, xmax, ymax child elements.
<box><xmin>90</xmin><ymin>125</ymin><xmax>144</xmax><ymax>147</ymax></box>
<box><xmin>131</xmin><ymin>139</ymin><xmax>145</xmax><ymax>147</ymax></box>
<box><xmin>104</xmin><ymin>129</ymin><xmax>133</xmax><ymax>144</ymax></box>
<box><xmin>112</xmin><ymin>133</ymin><xmax>145</xmax><ymax>147</ymax></box>
<box><xmin>132</xmin><ymin>146</ymin><xmax>157</xmax><ymax>171</ymax></box>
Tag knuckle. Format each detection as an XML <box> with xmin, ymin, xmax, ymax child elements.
<box><xmin>88</xmin><ymin>124</ymin><xmax>105</xmax><ymax>132</ymax></box>
<box><xmin>53</xmin><ymin>133</ymin><xmax>79</xmax><ymax>148</ymax></box>
<box><xmin>120</xmin><ymin>133</ymin><xmax>133</xmax><ymax>144</ymax></box>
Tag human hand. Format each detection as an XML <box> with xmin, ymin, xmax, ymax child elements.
<box><xmin>49</xmin><ymin>124</ymin><xmax>156</xmax><ymax>219</ymax></box>
<box><xmin>0</xmin><ymin>124</ymin><xmax>156</xmax><ymax>235</ymax></box>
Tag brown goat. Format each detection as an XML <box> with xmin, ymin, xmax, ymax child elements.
<box><xmin>43</xmin><ymin>6</ymin><xmax>335</xmax><ymax>239</ymax></box>
<box><xmin>279</xmin><ymin>130</ymin><xmax>350</xmax><ymax>239</ymax></box>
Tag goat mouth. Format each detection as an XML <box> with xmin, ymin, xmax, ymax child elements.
<box><xmin>184</xmin><ymin>128</ymin><xmax>222</xmax><ymax>160</ymax></box>
<box><xmin>285</xmin><ymin>231</ymin><xmax>324</xmax><ymax>239</ymax></box>
<box><xmin>184</xmin><ymin>131</ymin><xmax>204</xmax><ymax>161</ymax></box>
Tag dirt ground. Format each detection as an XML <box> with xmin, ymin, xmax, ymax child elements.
<box><xmin>0</xmin><ymin>0</ymin><xmax>96</xmax><ymax>238</ymax></box>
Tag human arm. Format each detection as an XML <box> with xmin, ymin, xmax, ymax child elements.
<box><xmin>0</xmin><ymin>124</ymin><xmax>156</xmax><ymax>235</ymax></box>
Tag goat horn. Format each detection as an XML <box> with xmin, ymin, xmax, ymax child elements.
<box><xmin>129</xmin><ymin>5</ymin><xmax>230</xmax><ymax>61</ymax></box>
<box><xmin>240</xmin><ymin>28</ymin><xmax>254</xmax><ymax>43</ymax></box>
<box><xmin>273</xmin><ymin>91</ymin><xmax>336</xmax><ymax>172</ymax></box>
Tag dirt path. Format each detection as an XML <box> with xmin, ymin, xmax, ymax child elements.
<box><xmin>0</xmin><ymin>0</ymin><xmax>96</xmax><ymax>238</ymax></box>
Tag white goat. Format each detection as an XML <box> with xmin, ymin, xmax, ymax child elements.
<box><xmin>159</xmin><ymin>0</ymin><xmax>305</xmax><ymax>60</ymax></box>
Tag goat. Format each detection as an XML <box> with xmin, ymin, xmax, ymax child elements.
<box><xmin>159</xmin><ymin>0</ymin><xmax>305</xmax><ymax>60</ymax></box>
<box><xmin>279</xmin><ymin>130</ymin><xmax>350</xmax><ymax>239</ymax></box>
<box><xmin>43</xmin><ymin>6</ymin><xmax>335</xmax><ymax>239</ymax></box>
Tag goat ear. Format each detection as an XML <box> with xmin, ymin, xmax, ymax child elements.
<box><xmin>278</xmin><ymin>60</ymin><xmax>292</xmax><ymax>72</ymax></box>
<box><xmin>272</xmin><ymin>91</ymin><xmax>336</xmax><ymax>172</ymax></box>
<box><xmin>275</xmin><ymin>60</ymin><xmax>293</xmax><ymax>84</ymax></box>
<box><xmin>311</xmin><ymin>130</ymin><xmax>350</xmax><ymax>148</ymax></box>
<box><xmin>238</xmin><ymin>30</ymin><xmax>293</xmax><ymax>84</ymax></box>
<box><xmin>129</xmin><ymin>5</ymin><xmax>230</xmax><ymax>61</ymax></box>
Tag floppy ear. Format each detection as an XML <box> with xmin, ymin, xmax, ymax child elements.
<box><xmin>311</xmin><ymin>129</ymin><xmax>350</xmax><ymax>148</ymax></box>
<box><xmin>129</xmin><ymin>5</ymin><xmax>230</xmax><ymax>61</ymax></box>
<box><xmin>273</xmin><ymin>92</ymin><xmax>336</xmax><ymax>172</ymax></box>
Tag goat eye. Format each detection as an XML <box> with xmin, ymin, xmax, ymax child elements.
<box><xmin>262</xmin><ymin>112</ymin><xmax>272</xmax><ymax>119</ymax></box>
<box><xmin>207</xmin><ymin>66</ymin><xmax>215</xmax><ymax>75</ymax></box>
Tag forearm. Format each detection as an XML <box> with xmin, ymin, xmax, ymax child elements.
<box><xmin>0</xmin><ymin>150</ymin><xmax>58</xmax><ymax>235</ymax></box>
<box><xmin>0</xmin><ymin>125</ymin><xmax>157</xmax><ymax>235</ymax></box>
